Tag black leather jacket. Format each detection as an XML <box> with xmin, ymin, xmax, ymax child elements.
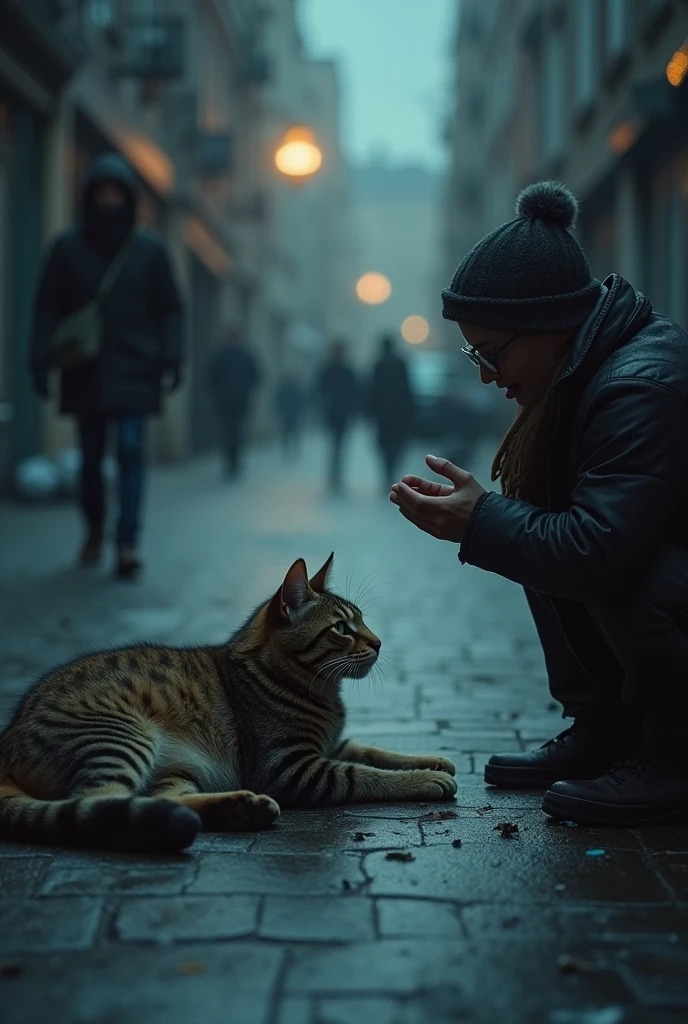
<box><xmin>460</xmin><ymin>275</ymin><xmax>688</xmax><ymax>604</ymax></box>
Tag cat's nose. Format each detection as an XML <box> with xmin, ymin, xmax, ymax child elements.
<box><xmin>368</xmin><ymin>637</ymin><xmax>381</xmax><ymax>653</ymax></box>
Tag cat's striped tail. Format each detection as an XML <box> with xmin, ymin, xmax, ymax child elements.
<box><xmin>0</xmin><ymin>779</ymin><xmax>201</xmax><ymax>853</ymax></box>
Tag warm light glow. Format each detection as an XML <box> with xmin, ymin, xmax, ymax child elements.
<box><xmin>666</xmin><ymin>43</ymin><xmax>688</xmax><ymax>87</ymax></box>
<box><xmin>401</xmin><ymin>315</ymin><xmax>430</xmax><ymax>345</ymax></box>
<box><xmin>275</xmin><ymin>127</ymin><xmax>323</xmax><ymax>178</ymax></box>
<box><xmin>608</xmin><ymin>120</ymin><xmax>638</xmax><ymax>155</ymax></box>
<box><xmin>117</xmin><ymin>131</ymin><xmax>175</xmax><ymax>195</ymax></box>
<box><xmin>355</xmin><ymin>272</ymin><xmax>392</xmax><ymax>305</ymax></box>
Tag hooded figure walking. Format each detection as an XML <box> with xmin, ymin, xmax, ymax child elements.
<box><xmin>368</xmin><ymin>334</ymin><xmax>415</xmax><ymax>491</ymax></box>
<box><xmin>30</xmin><ymin>152</ymin><xmax>183</xmax><ymax>579</ymax></box>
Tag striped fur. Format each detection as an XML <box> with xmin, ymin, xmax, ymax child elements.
<box><xmin>0</xmin><ymin>555</ymin><xmax>456</xmax><ymax>852</ymax></box>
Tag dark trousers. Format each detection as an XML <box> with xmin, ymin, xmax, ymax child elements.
<box><xmin>328</xmin><ymin>424</ymin><xmax>348</xmax><ymax>490</ymax></box>
<box><xmin>526</xmin><ymin>543</ymin><xmax>688</xmax><ymax>743</ymax></box>
<box><xmin>378</xmin><ymin>437</ymin><xmax>404</xmax><ymax>490</ymax></box>
<box><xmin>220</xmin><ymin>413</ymin><xmax>246</xmax><ymax>478</ymax></box>
<box><xmin>77</xmin><ymin>414</ymin><xmax>146</xmax><ymax>547</ymax></box>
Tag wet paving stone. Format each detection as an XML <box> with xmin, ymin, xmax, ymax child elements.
<box><xmin>250</xmin><ymin>815</ymin><xmax>422</xmax><ymax>854</ymax></box>
<box><xmin>188</xmin><ymin>852</ymin><xmax>366</xmax><ymax>896</ymax></box>
<box><xmin>0</xmin><ymin>897</ymin><xmax>103</xmax><ymax>953</ymax></box>
<box><xmin>420</xmin><ymin>812</ymin><xmax>643</xmax><ymax>849</ymax></box>
<box><xmin>365</xmin><ymin>846</ymin><xmax>670</xmax><ymax>904</ymax></box>
<box><xmin>651</xmin><ymin>853</ymin><xmax>688</xmax><ymax>900</ymax></box>
<box><xmin>39</xmin><ymin>852</ymin><xmax>195</xmax><ymax>896</ymax></box>
<box><xmin>285</xmin><ymin>937</ymin><xmax>632</xmax><ymax>1021</ymax></box>
<box><xmin>0</xmin><ymin>942</ymin><xmax>284</xmax><ymax>1024</ymax></box>
<box><xmin>114</xmin><ymin>895</ymin><xmax>260</xmax><ymax>942</ymax></box>
<box><xmin>260</xmin><ymin>896</ymin><xmax>375</xmax><ymax>942</ymax></box>
<box><xmin>376</xmin><ymin>897</ymin><xmax>464</xmax><ymax>937</ymax></box>
<box><xmin>615</xmin><ymin>944</ymin><xmax>688</xmax><ymax>1009</ymax></box>
<box><xmin>0</xmin><ymin>857</ymin><xmax>51</xmax><ymax>897</ymax></box>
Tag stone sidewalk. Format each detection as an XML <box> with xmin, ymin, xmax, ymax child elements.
<box><xmin>1</xmin><ymin>429</ymin><xmax>687</xmax><ymax>1023</ymax></box>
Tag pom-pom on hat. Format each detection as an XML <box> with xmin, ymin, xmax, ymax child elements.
<box><xmin>442</xmin><ymin>180</ymin><xmax>601</xmax><ymax>333</ymax></box>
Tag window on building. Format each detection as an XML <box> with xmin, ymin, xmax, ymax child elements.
<box><xmin>541</xmin><ymin>22</ymin><xmax>567</xmax><ymax>164</ymax></box>
<box><xmin>575</xmin><ymin>0</ymin><xmax>599</xmax><ymax>112</ymax></box>
<box><xmin>604</xmin><ymin>0</ymin><xmax>631</xmax><ymax>57</ymax></box>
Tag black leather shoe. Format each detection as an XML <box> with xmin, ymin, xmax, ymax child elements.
<box><xmin>542</xmin><ymin>756</ymin><xmax>688</xmax><ymax>826</ymax></box>
<box><xmin>484</xmin><ymin>724</ymin><xmax>636</xmax><ymax>789</ymax></box>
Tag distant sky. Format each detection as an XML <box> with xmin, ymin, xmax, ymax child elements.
<box><xmin>298</xmin><ymin>0</ymin><xmax>457</xmax><ymax>172</ymax></box>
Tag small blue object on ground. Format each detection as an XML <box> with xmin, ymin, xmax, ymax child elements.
<box><xmin>585</xmin><ymin>849</ymin><xmax>607</xmax><ymax>857</ymax></box>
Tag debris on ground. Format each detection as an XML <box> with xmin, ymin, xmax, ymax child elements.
<box><xmin>476</xmin><ymin>805</ymin><xmax>494</xmax><ymax>815</ymax></box>
<box><xmin>554</xmin><ymin>883</ymin><xmax>567</xmax><ymax>892</ymax></box>
<box><xmin>351</xmin><ymin>832</ymin><xmax>376</xmax><ymax>841</ymax></box>
<box><xmin>177</xmin><ymin>961</ymin><xmax>206</xmax><ymax>976</ymax></box>
<box><xmin>556</xmin><ymin>954</ymin><xmax>595</xmax><ymax>974</ymax></box>
<box><xmin>451</xmin><ymin>839</ymin><xmax>463</xmax><ymax>848</ymax></box>
<box><xmin>585</xmin><ymin>848</ymin><xmax>606</xmax><ymax>857</ymax></box>
<box><xmin>386</xmin><ymin>851</ymin><xmax>416</xmax><ymax>862</ymax></box>
<box><xmin>494</xmin><ymin>822</ymin><xmax>520</xmax><ymax>838</ymax></box>
<box><xmin>548</xmin><ymin>819</ymin><xmax>580</xmax><ymax>828</ymax></box>
<box><xmin>0</xmin><ymin>963</ymin><xmax>23</xmax><ymax>979</ymax></box>
<box><xmin>341</xmin><ymin>879</ymin><xmax>352</xmax><ymax>891</ymax></box>
<box><xmin>501</xmin><ymin>915</ymin><xmax>521</xmax><ymax>929</ymax></box>
<box><xmin>421</xmin><ymin>809</ymin><xmax>458</xmax><ymax>821</ymax></box>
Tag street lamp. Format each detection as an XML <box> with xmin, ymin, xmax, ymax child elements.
<box><xmin>401</xmin><ymin>315</ymin><xmax>430</xmax><ymax>344</ymax></box>
<box><xmin>355</xmin><ymin>272</ymin><xmax>392</xmax><ymax>305</ymax></box>
<box><xmin>275</xmin><ymin>127</ymin><xmax>323</xmax><ymax>179</ymax></box>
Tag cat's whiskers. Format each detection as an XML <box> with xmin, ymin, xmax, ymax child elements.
<box><xmin>354</xmin><ymin>570</ymin><xmax>379</xmax><ymax>607</ymax></box>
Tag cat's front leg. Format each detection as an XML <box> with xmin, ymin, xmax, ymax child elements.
<box><xmin>336</xmin><ymin>739</ymin><xmax>456</xmax><ymax>776</ymax></box>
<box><xmin>267</xmin><ymin>753</ymin><xmax>457</xmax><ymax>807</ymax></box>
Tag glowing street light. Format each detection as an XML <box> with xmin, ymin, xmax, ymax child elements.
<box><xmin>401</xmin><ymin>315</ymin><xmax>429</xmax><ymax>344</ymax></box>
<box><xmin>355</xmin><ymin>272</ymin><xmax>392</xmax><ymax>305</ymax></box>
<box><xmin>666</xmin><ymin>42</ymin><xmax>688</xmax><ymax>87</ymax></box>
<box><xmin>275</xmin><ymin>127</ymin><xmax>323</xmax><ymax>178</ymax></box>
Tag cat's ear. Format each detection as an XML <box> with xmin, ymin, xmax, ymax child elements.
<box><xmin>309</xmin><ymin>552</ymin><xmax>334</xmax><ymax>593</ymax></box>
<box><xmin>268</xmin><ymin>558</ymin><xmax>312</xmax><ymax>625</ymax></box>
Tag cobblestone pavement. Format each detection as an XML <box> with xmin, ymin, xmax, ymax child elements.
<box><xmin>1</xmin><ymin>429</ymin><xmax>687</xmax><ymax>1023</ymax></box>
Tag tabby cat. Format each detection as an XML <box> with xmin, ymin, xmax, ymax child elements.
<box><xmin>0</xmin><ymin>554</ymin><xmax>456</xmax><ymax>852</ymax></box>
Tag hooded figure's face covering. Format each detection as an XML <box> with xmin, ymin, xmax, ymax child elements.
<box><xmin>81</xmin><ymin>154</ymin><xmax>138</xmax><ymax>253</ymax></box>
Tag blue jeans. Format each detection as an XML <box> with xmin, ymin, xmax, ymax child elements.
<box><xmin>77</xmin><ymin>414</ymin><xmax>146</xmax><ymax>547</ymax></box>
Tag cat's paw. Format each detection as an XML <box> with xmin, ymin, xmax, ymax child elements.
<box><xmin>408</xmin><ymin>770</ymin><xmax>458</xmax><ymax>801</ymax></box>
<box><xmin>188</xmin><ymin>790</ymin><xmax>281</xmax><ymax>831</ymax></box>
<box><xmin>408</xmin><ymin>755</ymin><xmax>456</xmax><ymax>776</ymax></box>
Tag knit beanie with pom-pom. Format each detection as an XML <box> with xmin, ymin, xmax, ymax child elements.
<box><xmin>441</xmin><ymin>181</ymin><xmax>602</xmax><ymax>332</ymax></box>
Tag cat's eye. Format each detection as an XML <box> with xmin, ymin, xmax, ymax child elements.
<box><xmin>333</xmin><ymin>621</ymin><xmax>348</xmax><ymax>635</ymax></box>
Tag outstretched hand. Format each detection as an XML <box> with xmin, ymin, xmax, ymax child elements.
<box><xmin>389</xmin><ymin>455</ymin><xmax>486</xmax><ymax>543</ymax></box>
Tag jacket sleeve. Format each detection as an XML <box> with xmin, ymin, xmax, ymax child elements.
<box><xmin>30</xmin><ymin>238</ymin><xmax>67</xmax><ymax>373</ymax></box>
<box><xmin>153</xmin><ymin>244</ymin><xmax>184</xmax><ymax>369</ymax></box>
<box><xmin>459</xmin><ymin>379</ymin><xmax>688</xmax><ymax>602</ymax></box>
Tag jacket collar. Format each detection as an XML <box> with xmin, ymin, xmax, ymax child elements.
<box><xmin>555</xmin><ymin>275</ymin><xmax>653</xmax><ymax>389</ymax></box>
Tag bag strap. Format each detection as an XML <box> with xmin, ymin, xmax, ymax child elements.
<box><xmin>96</xmin><ymin>231</ymin><xmax>138</xmax><ymax>301</ymax></box>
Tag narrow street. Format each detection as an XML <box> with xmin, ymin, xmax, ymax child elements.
<box><xmin>1</xmin><ymin>430</ymin><xmax>687</xmax><ymax>1023</ymax></box>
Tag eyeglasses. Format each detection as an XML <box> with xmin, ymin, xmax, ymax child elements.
<box><xmin>461</xmin><ymin>332</ymin><xmax>522</xmax><ymax>375</ymax></box>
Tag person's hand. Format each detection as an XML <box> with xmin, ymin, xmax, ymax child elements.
<box><xmin>32</xmin><ymin>369</ymin><xmax>49</xmax><ymax>400</ymax></box>
<box><xmin>389</xmin><ymin>454</ymin><xmax>486</xmax><ymax>543</ymax></box>
<box><xmin>163</xmin><ymin>366</ymin><xmax>182</xmax><ymax>392</ymax></box>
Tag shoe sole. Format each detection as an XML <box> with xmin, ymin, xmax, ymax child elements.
<box><xmin>484</xmin><ymin>764</ymin><xmax>555</xmax><ymax>789</ymax></box>
<box><xmin>541</xmin><ymin>791</ymin><xmax>688</xmax><ymax>827</ymax></box>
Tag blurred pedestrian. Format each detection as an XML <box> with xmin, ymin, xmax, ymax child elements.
<box><xmin>274</xmin><ymin>362</ymin><xmax>305</xmax><ymax>459</ymax></box>
<box><xmin>316</xmin><ymin>340</ymin><xmax>358</xmax><ymax>493</ymax></box>
<box><xmin>391</xmin><ymin>180</ymin><xmax>688</xmax><ymax>827</ymax></box>
<box><xmin>368</xmin><ymin>334</ymin><xmax>415</xmax><ymax>491</ymax></box>
<box><xmin>205</xmin><ymin>325</ymin><xmax>261</xmax><ymax>479</ymax></box>
<box><xmin>30</xmin><ymin>152</ymin><xmax>183</xmax><ymax>580</ymax></box>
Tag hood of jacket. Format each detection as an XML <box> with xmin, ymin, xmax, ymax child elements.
<box><xmin>82</xmin><ymin>152</ymin><xmax>138</xmax><ymax>251</ymax></box>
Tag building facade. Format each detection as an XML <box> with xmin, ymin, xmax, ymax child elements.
<box><xmin>445</xmin><ymin>0</ymin><xmax>688</xmax><ymax>336</ymax></box>
<box><xmin>0</xmin><ymin>0</ymin><xmax>354</xmax><ymax>488</ymax></box>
